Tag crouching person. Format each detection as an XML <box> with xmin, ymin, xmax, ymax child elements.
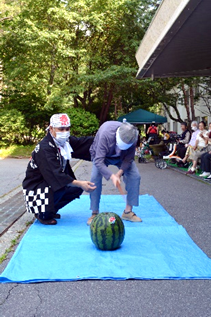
<box><xmin>88</xmin><ymin>121</ymin><xmax>141</xmax><ymax>225</ymax></box>
<box><xmin>22</xmin><ymin>113</ymin><xmax>96</xmax><ymax>225</ymax></box>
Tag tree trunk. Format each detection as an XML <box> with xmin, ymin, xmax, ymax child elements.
<box><xmin>47</xmin><ymin>47</ymin><xmax>56</xmax><ymax>96</ymax></box>
<box><xmin>73</xmin><ymin>97</ymin><xmax>79</xmax><ymax>108</ymax></box>
<box><xmin>99</xmin><ymin>84</ymin><xmax>108</xmax><ymax>124</ymax></box>
<box><xmin>103</xmin><ymin>88</ymin><xmax>113</xmax><ymax>122</ymax></box>
<box><xmin>189</xmin><ymin>86</ymin><xmax>196</xmax><ymax>120</ymax></box>
<box><xmin>99</xmin><ymin>84</ymin><xmax>113</xmax><ymax>125</ymax></box>
<box><xmin>114</xmin><ymin>99</ymin><xmax>118</xmax><ymax>119</ymax></box>
<box><xmin>163</xmin><ymin>102</ymin><xmax>183</xmax><ymax>123</ymax></box>
<box><xmin>75</xmin><ymin>91</ymin><xmax>88</xmax><ymax>109</ymax></box>
<box><xmin>181</xmin><ymin>83</ymin><xmax>191</xmax><ymax>124</ymax></box>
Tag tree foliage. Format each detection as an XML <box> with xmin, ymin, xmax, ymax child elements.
<box><xmin>0</xmin><ymin>0</ymin><xmax>160</xmax><ymax>143</ymax></box>
<box><xmin>0</xmin><ymin>108</ymin><xmax>28</xmax><ymax>146</ymax></box>
<box><xmin>66</xmin><ymin>107</ymin><xmax>99</xmax><ymax>137</ymax></box>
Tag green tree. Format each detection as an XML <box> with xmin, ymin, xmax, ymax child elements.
<box><xmin>1</xmin><ymin>0</ymin><xmax>161</xmax><ymax>137</ymax></box>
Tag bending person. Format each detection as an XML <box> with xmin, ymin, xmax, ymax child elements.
<box><xmin>23</xmin><ymin>113</ymin><xmax>96</xmax><ymax>225</ymax></box>
<box><xmin>88</xmin><ymin>121</ymin><xmax>141</xmax><ymax>225</ymax></box>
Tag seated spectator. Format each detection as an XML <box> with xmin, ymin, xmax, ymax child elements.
<box><xmin>179</xmin><ymin>121</ymin><xmax>200</xmax><ymax>164</ymax></box>
<box><xmin>186</xmin><ymin>121</ymin><xmax>208</xmax><ymax>175</ymax></box>
<box><xmin>161</xmin><ymin>129</ymin><xmax>170</xmax><ymax>143</ymax></box>
<box><xmin>141</xmin><ymin>136</ymin><xmax>147</xmax><ymax>144</ymax></box>
<box><xmin>176</xmin><ymin>122</ymin><xmax>191</xmax><ymax>157</ymax></box>
<box><xmin>199</xmin><ymin>122</ymin><xmax>211</xmax><ymax>178</ymax></box>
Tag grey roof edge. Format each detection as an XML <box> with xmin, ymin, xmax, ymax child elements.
<box><xmin>135</xmin><ymin>0</ymin><xmax>203</xmax><ymax>79</ymax></box>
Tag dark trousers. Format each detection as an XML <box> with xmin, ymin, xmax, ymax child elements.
<box><xmin>177</xmin><ymin>144</ymin><xmax>186</xmax><ymax>159</ymax></box>
<box><xmin>39</xmin><ymin>186</ymin><xmax>83</xmax><ymax>220</ymax></box>
<box><xmin>148</xmin><ymin>133</ymin><xmax>159</xmax><ymax>144</ymax></box>
<box><xmin>201</xmin><ymin>152</ymin><xmax>211</xmax><ymax>172</ymax></box>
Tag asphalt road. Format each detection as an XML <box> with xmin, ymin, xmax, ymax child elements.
<box><xmin>0</xmin><ymin>158</ymin><xmax>29</xmax><ymax>197</ymax></box>
<box><xmin>0</xmin><ymin>159</ymin><xmax>211</xmax><ymax>317</ymax></box>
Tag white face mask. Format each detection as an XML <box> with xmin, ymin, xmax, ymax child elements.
<box><xmin>191</xmin><ymin>126</ymin><xmax>197</xmax><ymax>131</ymax></box>
<box><xmin>55</xmin><ymin>131</ymin><xmax>70</xmax><ymax>146</ymax></box>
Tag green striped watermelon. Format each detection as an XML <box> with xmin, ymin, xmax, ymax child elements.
<box><xmin>90</xmin><ymin>212</ymin><xmax>125</xmax><ymax>250</ymax></box>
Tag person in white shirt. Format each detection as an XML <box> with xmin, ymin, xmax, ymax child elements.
<box><xmin>199</xmin><ymin>122</ymin><xmax>211</xmax><ymax>178</ymax></box>
<box><xmin>181</xmin><ymin>121</ymin><xmax>200</xmax><ymax>164</ymax></box>
<box><xmin>186</xmin><ymin>121</ymin><xmax>208</xmax><ymax>175</ymax></box>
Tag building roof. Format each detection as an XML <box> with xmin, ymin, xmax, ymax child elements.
<box><xmin>136</xmin><ymin>0</ymin><xmax>211</xmax><ymax>78</ymax></box>
<box><xmin>118</xmin><ymin>108</ymin><xmax>167</xmax><ymax>124</ymax></box>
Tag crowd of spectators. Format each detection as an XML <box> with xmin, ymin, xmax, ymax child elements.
<box><xmin>175</xmin><ymin>121</ymin><xmax>211</xmax><ymax>177</ymax></box>
<box><xmin>137</xmin><ymin>121</ymin><xmax>211</xmax><ymax>179</ymax></box>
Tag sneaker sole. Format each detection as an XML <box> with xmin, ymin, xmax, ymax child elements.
<box><xmin>121</xmin><ymin>216</ymin><xmax>142</xmax><ymax>222</ymax></box>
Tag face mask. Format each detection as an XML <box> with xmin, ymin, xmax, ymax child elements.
<box><xmin>191</xmin><ymin>126</ymin><xmax>197</xmax><ymax>131</ymax></box>
<box><xmin>55</xmin><ymin>131</ymin><xmax>70</xmax><ymax>146</ymax></box>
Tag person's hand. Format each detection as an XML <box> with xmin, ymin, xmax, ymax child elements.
<box><xmin>193</xmin><ymin>146</ymin><xmax>197</xmax><ymax>151</ymax></box>
<box><xmin>79</xmin><ymin>181</ymin><xmax>96</xmax><ymax>192</ymax></box>
<box><xmin>110</xmin><ymin>174</ymin><xmax>121</xmax><ymax>188</ymax></box>
<box><xmin>185</xmin><ymin>144</ymin><xmax>189</xmax><ymax>148</ymax></box>
<box><xmin>115</xmin><ymin>169</ymin><xmax>123</xmax><ymax>179</ymax></box>
<box><xmin>209</xmin><ymin>151</ymin><xmax>211</xmax><ymax>154</ymax></box>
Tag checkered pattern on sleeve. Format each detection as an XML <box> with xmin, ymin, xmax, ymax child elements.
<box><xmin>23</xmin><ymin>187</ymin><xmax>49</xmax><ymax>214</ymax></box>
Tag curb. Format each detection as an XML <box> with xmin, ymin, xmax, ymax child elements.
<box><xmin>167</xmin><ymin>165</ymin><xmax>211</xmax><ymax>186</ymax></box>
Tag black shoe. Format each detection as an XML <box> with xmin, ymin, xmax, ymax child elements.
<box><xmin>183</xmin><ymin>162</ymin><xmax>189</xmax><ymax>168</ymax></box>
<box><xmin>177</xmin><ymin>161</ymin><xmax>184</xmax><ymax>167</ymax></box>
<box><xmin>53</xmin><ymin>213</ymin><xmax>61</xmax><ymax>219</ymax></box>
<box><xmin>35</xmin><ymin>215</ymin><xmax>57</xmax><ymax>225</ymax></box>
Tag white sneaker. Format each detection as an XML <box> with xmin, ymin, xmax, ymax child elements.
<box><xmin>199</xmin><ymin>172</ymin><xmax>210</xmax><ymax>177</ymax></box>
<box><xmin>207</xmin><ymin>174</ymin><xmax>211</xmax><ymax>179</ymax></box>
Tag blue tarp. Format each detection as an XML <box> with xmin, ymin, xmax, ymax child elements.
<box><xmin>1</xmin><ymin>195</ymin><xmax>211</xmax><ymax>283</ymax></box>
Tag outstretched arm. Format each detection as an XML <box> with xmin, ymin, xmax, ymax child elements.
<box><xmin>71</xmin><ymin>180</ymin><xmax>96</xmax><ymax>192</ymax></box>
<box><xmin>70</xmin><ymin>136</ymin><xmax>94</xmax><ymax>161</ymax></box>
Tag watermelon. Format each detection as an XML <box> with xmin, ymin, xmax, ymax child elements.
<box><xmin>90</xmin><ymin>212</ymin><xmax>125</xmax><ymax>250</ymax></box>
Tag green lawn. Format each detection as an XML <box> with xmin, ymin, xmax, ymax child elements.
<box><xmin>168</xmin><ymin>161</ymin><xmax>202</xmax><ymax>176</ymax></box>
<box><xmin>0</xmin><ymin>145</ymin><xmax>35</xmax><ymax>159</ymax></box>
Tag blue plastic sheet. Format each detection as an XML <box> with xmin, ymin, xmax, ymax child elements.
<box><xmin>1</xmin><ymin>195</ymin><xmax>211</xmax><ymax>283</ymax></box>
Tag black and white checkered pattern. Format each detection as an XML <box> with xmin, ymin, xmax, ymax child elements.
<box><xmin>23</xmin><ymin>187</ymin><xmax>49</xmax><ymax>214</ymax></box>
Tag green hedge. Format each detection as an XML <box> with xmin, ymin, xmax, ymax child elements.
<box><xmin>0</xmin><ymin>107</ymin><xmax>99</xmax><ymax>146</ymax></box>
<box><xmin>66</xmin><ymin>108</ymin><xmax>99</xmax><ymax>137</ymax></box>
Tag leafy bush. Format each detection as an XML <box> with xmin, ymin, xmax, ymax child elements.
<box><xmin>0</xmin><ymin>109</ymin><xmax>29</xmax><ymax>146</ymax></box>
<box><xmin>66</xmin><ymin>108</ymin><xmax>99</xmax><ymax>137</ymax></box>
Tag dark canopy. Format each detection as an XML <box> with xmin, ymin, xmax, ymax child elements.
<box><xmin>136</xmin><ymin>0</ymin><xmax>211</xmax><ymax>78</ymax></box>
<box><xmin>118</xmin><ymin>109</ymin><xmax>167</xmax><ymax>124</ymax></box>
